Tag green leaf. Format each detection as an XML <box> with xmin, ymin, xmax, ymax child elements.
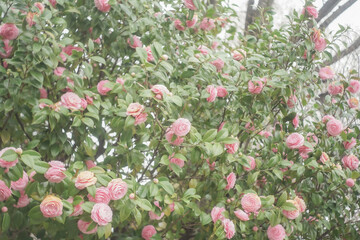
<box><xmin>81</xmin><ymin>202</ymin><xmax>95</xmax><ymax>213</ymax></box>
<box><xmin>124</xmin><ymin>116</ymin><xmax>135</xmax><ymax>129</ymax></box>
<box><xmin>282</xmin><ymin>201</ymin><xmax>298</xmax><ymax>211</ymax></box>
<box><xmin>1</xmin><ymin>149</ymin><xmax>17</xmax><ymax>162</ymax></box>
<box><xmin>73</xmin><ymin>161</ymin><xmax>84</xmax><ymax>170</ymax></box>
<box><xmin>33</xmin><ymin>161</ymin><xmax>50</xmax><ymax>174</ymax></box>
<box><xmin>136</xmin><ymin>47</ymin><xmax>148</xmax><ymax>63</ymax></box>
<box><xmin>133</xmin><ymin>208</ymin><xmax>142</xmax><ymax>225</ymax></box>
<box><xmin>30</xmin><ymin>70</ymin><xmax>44</xmax><ymax>85</ymax></box>
<box><xmin>91</xmin><ymin>56</ymin><xmax>106</xmax><ymax>65</ymax></box>
<box><xmin>2</xmin><ymin>212</ymin><xmax>10</xmax><ymax>231</ymax></box>
<box><xmin>159</xmin><ymin>181</ymin><xmax>174</xmax><ymax>195</ymax></box>
<box><xmin>134</xmin><ymin>198</ymin><xmax>152</xmax><ymax>211</ymax></box>
<box><xmin>277</xmin><ymin>191</ymin><xmax>287</xmax><ymax>207</ymax></box>
<box><xmin>28</xmin><ymin>206</ymin><xmax>46</xmax><ymax>224</ymax></box>
<box><xmin>90</xmin><ymin>166</ymin><xmax>105</xmax><ymax>174</ymax></box>
<box><xmin>297</xmin><ymin>166</ymin><xmax>305</xmax><ymax>176</ymax></box>
<box><xmin>88</xmin><ymin>39</ymin><xmax>94</xmax><ymax>53</ymax></box>
<box><xmin>221</xmin><ymin>137</ymin><xmax>238</xmax><ymax>144</ymax></box>
<box><xmin>82</xmin><ymin>117</ymin><xmax>94</xmax><ymax>128</ymax></box>
<box><xmin>200</xmin><ymin>212</ymin><xmax>212</xmax><ymax>225</ymax></box>
<box><xmin>273</xmin><ymin>169</ymin><xmax>283</xmax><ymax>180</ymax></box>
<box><xmin>171</xmin><ymin>96</ymin><xmax>182</xmax><ymax>107</ymax></box>
<box><xmin>203</xmin><ymin>129</ymin><xmax>217</xmax><ymax>142</ymax></box>
<box><xmin>211</xmin><ymin>143</ymin><xmax>223</xmax><ymax>156</ymax></box>
<box><xmin>87</xmin><ymin>185</ymin><xmax>96</xmax><ymax>197</ymax></box>
<box><xmin>96</xmin><ymin>174</ymin><xmax>112</xmax><ymax>186</ymax></box>
<box><xmin>216</xmin><ymin>129</ymin><xmax>228</xmax><ymax>141</ymax></box>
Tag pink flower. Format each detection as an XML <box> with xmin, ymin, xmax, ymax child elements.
<box><xmin>346</xmin><ymin>178</ymin><xmax>355</xmax><ymax>187</ymax></box>
<box><xmin>243</xmin><ymin>156</ymin><xmax>256</xmax><ymax>171</ymax></box>
<box><xmin>184</xmin><ymin>0</ymin><xmax>197</xmax><ymax>10</ymax></box>
<box><xmin>145</xmin><ymin>46</ymin><xmax>155</xmax><ymax>62</ymax></box>
<box><xmin>225</xmin><ymin>142</ymin><xmax>239</xmax><ymax>154</ymax></box>
<box><xmin>234</xmin><ymin>209</ymin><xmax>249</xmax><ymax>221</ymax></box>
<box><xmin>211</xmin><ymin>41</ymin><xmax>219</xmax><ymax>49</ymax></box>
<box><xmin>142</xmin><ymin>225</ymin><xmax>156</xmax><ymax>240</ymax></box>
<box><xmin>199</xmin><ymin>18</ymin><xmax>215</xmax><ymax>31</ymax></box>
<box><xmin>60</xmin><ymin>92</ymin><xmax>82</xmax><ymax>111</ymax></box>
<box><xmin>206</xmin><ymin>85</ymin><xmax>218</xmax><ymax>102</ymax></box>
<box><xmin>347</xmin><ymin>80</ymin><xmax>360</xmax><ymax>94</ymax></box>
<box><xmin>11</xmin><ymin>171</ymin><xmax>29</xmax><ymax>191</ymax></box>
<box><xmin>91</xmin><ymin>203</ymin><xmax>113</xmax><ymax>226</ymax></box>
<box><xmin>233</xmin><ymin>49</ymin><xmax>246</xmax><ymax>61</ymax></box>
<box><xmin>116</xmin><ymin>78</ymin><xmax>125</xmax><ymax>85</ymax></box>
<box><xmin>319</xmin><ymin>152</ymin><xmax>329</xmax><ymax>164</ymax></box>
<box><xmin>211</xmin><ymin>206</ymin><xmax>225</xmax><ymax>223</ymax></box>
<box><xmin>206</xmin><ymin>159</ymin><xmax>216</xmax><ymax>171</ymax></box>
<box><xmin>85</xmin><ymin>160</ymin><xmax>96</xmax><ymax>169</ymax></box>
<box><xmin>342</xmin><ymin>155</ymin><xmax>359</xmax><ymax>170</ymax></box>
<box><xmin>348</xmin><ymin>97</ymin><xmax>359</xmax><ymax>108</ymax></box>
<box><xmin>314</xmin><ymin>37</ymin><xmax>326</xmax><ymax>52</ymax></box>
<box><xmin>126</xmin><ymin>103</ymin><xmax>145</xmax><ymax>117</ymax></box>
<box><xmin>286</xmin><ymin>133</ymin><xmax>304</xmax><ymax>149</ymax></box>
<box><xmin>218</xmin><ymin>122</ymin><xmax>225</xmax><ymax>131</ymax></box>
<box><xmin>97</xmin><ymin>80</ymin><xmax>111</xmax><ymax>95</ymax></box>
<box><xmin>216</xmin><ymin>86</ymin><xmax>228</xmax><ymax>97</ymax></box>
<box><xmin>267</xmin><ymin>224</ymin><xmax>286</xmax><ymax>240</ymax></box>
<box><xmin>135</xmin><ymin>112</ymin><xmax>148</xmax><ymax>126</ymax></box>
<box><xmin>170</xmin><ymin>158</ymin><xmax>185</xmax><ymax>169</ymax></box>
<box><xmin>0</xmin><ymin>147</ymin><xmax>19</xmax><ymax>168</ymax></box>
<box><xmin>14</xmin><ymin>191</ymin><xmax>30</xmax><ymax>208</ymax></box>
<box><xmin>222</xmin><ymin>219</ymin><xmax>235</xmax><ymax>239</ymax></box>
<box><xmin>306</xmin><ymin>133</ymin><xmax>318</xmax><ymax>146</ymax></box>
<box><xmin>248</xmin><ymin>80</ymin><xmax>263</xmax><ymax>94</ymax></box>
<box><xmin>0</xmin><ymin>40</ymin><xmax>13</xmax><ymax>58</ymax></box>
<box><xmin>245</xmin><ymin>122</ymin><xmax>255</xmax><ymax>132</ymax></box>
<box><xmin>77</xmin><ymin>220</ymin><xmax>97</xmax><ymax>234</ymax></box>
<box><xmin>186</xmin><ymin>15</ymin><xmax>198</xmax><ymax>28</ymax></box>
<box><xmin>294</xmin><ymin>196</ymin><xmax>306</xmax><ymax>213</ymax></box>
<box><xmin>40</xmin><ymin>195</ymin><xmax>63</xmax><ymax>218</ymax></box>
<box><xmin>75</xmin><ymin>171</ymin><xmax>97</xmax><ymax>190</ymax></box>
<box><xmin>282</xmin><ymin>200</ymin><xmax>300</xmax><ymax>219</ymax></box>
<box><xmin>151</xmin><ymin>84</ymin><xmax>172</xmax><ymax>100</ymax></box>
<box><xmin>165</xmin><ymin>128</ymin><xmax>184</xmax><ymax>146</ymax></box>
<box><xmin>172</xmin><ymin>118</ymin><xmax>191</xmax><ymax>136</ymax></box>
<box><xmin>303</xmin><ymin>6</ymin><xmax>318</xmax><ymax>18</ymax></box>
<box><xmin>127</xmin><ymin>36</ymin><xmax>142</xmax><ymax>49</ymax></box>
<box><xmin>88</xmin><ymin>187</ymin><xmax>111</xmax><ymax>204</ymax></box>
<box><xmin>94</xmin><ymin>0</ymin><xmax>111</xmax><ymax>12</ymax></box>
<box><xmin>34</xmin><ymin>2</ymin><xmax>45</xmax><ymax>13</ymax></box>
<box><xmin>80</xmin><ymin>98</ymin><xmax>87</xmax><ymax>110</ymax></box>
<box><xmin>0</xmin><ymin>23</ymin><xmax>19</xmax><ymax>40</ymax></box>
<box><xmin>173</xmin><ymin>19</ymin><xmax>185</xmax><ymax>31</ymax></box>
<box><xmin>54</xmin><ymin>67</ymin><xmax>66</xmax><ymax>76</ymax></box>
<box><xmin>49</xmin><ymin>0</ymin><xmax>57</xmax><ymax>7</ymax></box>
<box><xmin>344</xmin><ymin>137</ymin><xmax>356</xmax><ymax>150</ymax></box>
<box><xmin>299</xmin><ymin>145</ymin><xmax>312</xmax><ymax>159</ymax></box>
<box><xmin>292</xmin><ymin>114</ymin><xmax>299</xmax><ymax>128</ymax></box>
<box><xmin>211</xmin><ymin>58</ymin><xmax>224</xmax><ymax>72</ymax></box>
<box><xmin>149</xmin><ymin>201</ymin><xmax>164</xmax><ymax>220</ymax></box>
<box><xmin>241</xmin><ymin>193</ymin><xmax>261</xmax><ymax>213</ymax></box>
<box><xmin>198</xmin><ymin>45</ymin><xmax>208</xmax><ymax>55</ymax></box>
<box><xmin>39</xmin><ymin>88</ymin><xmax>47</xmax><ymax>99</ymax></box>
<box><xmin>287</xmin><ymin>95</ymin><xmax>297</xmax><ymax>108</ymax></box>
<box><xmin>225</xmin><ymin>172</ymin><xmax>236</xmax><ymax>190</ymax></box>
<box><xmin>319</xmin><ymin>66</ymin><xmax>335</xmax><ymax>80</ymax></box>
<box><xmin>26</xmin><ymin>12</ymin><xmax>36</xmax><ymax>27</ymax></box>
<box><xmin>259</xmin><ymin>131</ymin><xmax>273</xmax><ymax>138</ymax></box>
<box><xmin>68</xmin><ymin>197</ymin><xmax>84</xmax><ymax>216</ymax></box>
<box><xmin>29</xmin><ymin>171</ymin><xmax>36</xmax><ymax>182</ymax></box>
<box><xmin>322</xmin><ymin>115</ymin><xmax>334</xmax><ymax>123</ymax></box>
<box><xmin>107</xmin><ymin>178</ymin><xmax>128</xmax><ymax>200</ymax></box>
<box><xmin>326</xmin><ymin>119</ymin><xmax>343</xmax><ymax>136</ymax></box>
<box><xmin>94</xmin><ymin>38</ymin><xmax>101</xmax><ymax>44</ymax></box>
<box><xmin>327</xmin><ymin>82</ymin><xmax>343</xmax><ymax>96</ymax></box>
<box><xmin>45</xmin><ymin>160</ymin><xmax>66</xmax><ymax>183</ymax></box>
<box><xmin>0</xmin><ymin>180</ymin><xmax>12</xmax><ymax>201</ymax></box>
<box><xmin>60</xmin><ymin>45</ymin><xmax>83</xmax><ymax>61</ymax></box>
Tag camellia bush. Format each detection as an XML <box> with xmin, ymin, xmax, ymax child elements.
<box><xmin>0</xmin><ymin>0</ymin><xmax>359</xmax><ymax>239</ymax></box>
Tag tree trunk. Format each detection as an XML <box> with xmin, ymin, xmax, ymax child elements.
<box><xmin>317</xmin><ymin>0</ymin><xmax>342</xmax><ymax>23</ymax></box>
<box><xmin>320</xmin><ymin>0</ymin><xmax>357</xmax><ymax>29</ymax></box>
<box><xmin>244</xmin><ymin>0</ymin><xmax>274</xmax><ymax>32</ymax></box>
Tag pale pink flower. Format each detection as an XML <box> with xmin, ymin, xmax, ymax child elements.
<box><xmin>40</xmin><ymin>195</ymin><xmax>63</xmax><ymax>218</ymax></box>
<box><xmin>142</xmin><ymin>225</ymin><xmax>156</xmax><ymax>240</ymax></box>
<box><xmin>206</xmin><ymin>85</ymin><xmax>218</xmax><ymax>102</ymax></box>
<box><xmin>282</xmin><ymin>200</ymin><xmax>300</xmax><ymax>219</ymax></box>
<box><xmin>243</xmin><ymin>156</ymin><xmax>256</xmax><ymax>171</ymax></box>
<box><xmin>39</xmin><ymin>88</ymin><xmax>47</xmax><ymax>99</ymax></box>
<box><xmin>286</xmin><ymin>133</ymin><xmax>304</xmax><ymax>149</ymax></box>
<box><xmin>77</xmin><ymin>220</ymin><xmax>97</xmax><ymax>234</ymax></box>
<box><xmin>126</xmin><ymin>103</ymin><xmax>145</xmax><ymax>117</ymax></box>
<box><xmin>0</xmin><ymin>180</ymin><xmax>11</xmax><ymax>201</ymax></box>
<box><xmin>0</xmin><ymin>23</ymin><xmax>19</xmax><ymax>40</ymax></box>
<box><xmin>211</xmin><ymin>206</ymin><xmax>225</xmax><ymax>223</ymax></box>
<box><xmin>184</xmin><ymin>0</ymin><xmax>197</xmax><ymax>10</ymax></box>
<box><xmin>245</xmin><ymin>122</ymin><xmax>255</xmax><ymax>132</ymax></box>
<box><xmin>93</xmin><ymin>38</ymin><xmax>101</xmax><ymax>44</ymax></box>
<box><xmin>326</xmin><ymin>119</ymin><xmax>343</xmax><ymax>136</ymax></box>
<box><xmin>294</xmin><ymin>196</ymin><xmax>306</xmax><ymax>213</ymax></box>
<box><xmin>287</xmin><ymin>95</ymin><xmax>297</xmax><ymax>108</ymax></box>
<box><xmin>241</xmin><ymin>193</ymin><xmax>261</xmax><ymax>213</ymax></box>
<box><xmin>234</xmin><ymin>209</ymin><xmax>249</xmax><ymax>221</ymax></box>
<box><xmin>314</xmin><ymin>37</ymin><xmax>326</xmax><ymax>52</ymax></box>
<box><xmin>199</xmin><ymin>18</ymin><xmax>215</xmax><ymax>31</ymax></box>
<box><xmin>172</xmin><ymin>118</ymin><xmax>191</xmax><ymax>136</ymax></box>
<box><xmin>347</xmin><ymin>80</ymin><xmax>360</xmax><ymax>94</ymax></box>
<box><xmin>145</xmin><ymin>46</ymin><xmax>154</xmax><ymax>62</ymax></box>
<box><xmin>151</xmin><ymin>84</ymin><xmax>172</xmax><ymax>100</ymax></box>
<box><xmin>0</xmin><ymin>147</ymin><xmax>18</xmax><ymax>168</ymax></box>
<box><xmin>224</xmin><ymin>172</ymin><xmax>236</xmax><ymax>190</ymax></box>
<box><xmin>302</xmin><ymin>6</ymin><xmax>318</xmax><ymax>18</ymax></box>
<box><xmin>60</xmin><ymin>45</ymin><xmax>83</xmax><ymax>61</ymax></box>
<box><xmin>211</xmin><ymin>58</ymin><xmax>224</xmax><ymax>72</ymax></box>
<box><xmin>97</xmin><ymin>80</ymin><xmax>111</xmax><ymax>95</ymax></box>
<box><xmin>85</xmin><ymin>160</ymin><xmax>96</xmax><ymax>169</ymax></box>
<box><xmin>346</xmin><ymin>178</ymin><xmax>355</xmax><ymax>187</ymax></box>
<box><xmin>328</xmin><ymin>82</ymin><xmax>343</xmax><ymax>95</ymax></box>
<box><xmin>233</xmin><ymin>49</ymin><xmax>246</xmax><ymax>61</ymax></box>
<box><xmin>292</xmin><ymin>114</ymin><xmax>299</xmax><ymax>128</ymax></box>
<box><xmin>116</xmin><ymin>78</ymin><xmax>125</xmax><ymax>85</ymax></box>
<box><xmin>14</xmin><ymin>191</ymin><xmax>30</xmax><ymax>208</ymax></box>
<box><xmin>319</xmin><ymin>66</ymin><xmax>335</xmax><ymax>80</ymax></box>
<box><xmin>165</xmin><ymin>128</ymin><xmax>184</xmax><ymax>146</ymax></box>
<box><xmin>0</xmin><ymin>40</ymin><xmax>13</xmax><ymax>58</ymax></box>
<box><xmin>344</xmin><ymin>137</ymin><xmax>356</xmax><ymax>150</ymax></box>
<box><xmin>75</xmin><ymin>171</ymin><xmax>97</xmax><ymax>190</ymax></box>
<box><xmin>216</xmin><ymin>86</ymin><xmax>228</xmax><ymax>97</ymax></box>
<box><xmin>198</xmin><ymin>45</ymin><xmax>208</xmax><ymax>55</ymax></box>
<box><xmin>222</xmin><ymin>219</ymin><xmax>235</xmax><ymax>239</ymax></box>
<box><xmin>91</xmin><ymin>203</ymin><xmax>112</xmax><ymax>226</ymax></box>
<box><xmin>174</xmin><ymin>19</ymin><xmax>185</xmax><ymax>31</ymax></box>
<box><xmin>135</xmin><ymin>113</ymin><xmax>148</xmax><ymax>126</ymax></box>
<box><xmin>206</xmin><ymin>159</ymin><xmax>216</xmax><ymax>171</ymax></box>
<box><xmin>248</xmin><ymin>80</ymin><xmax>263</xmax><ymax>94</ymax></box>
<box><xmin>299</xmin><ymin>145</ymin><xmax>313</xmax><ymax>160</ymax></box>
<box><xmin>44</xmin><ymin>160</ymin><xmax>66</xmax><ymax>183</ymax></box>
<box><xmin>319</xmin><ymin>152</ymin><xmax>329</xmax><ymax>164</ymax></box>
<box><xmin>211</xmin><ymin>41</ymin><xmax>219</xmax><ymax>49</ymax></box>
<box><xmin>11</xmin><ymin>171</ymin><xmax>29</xmax><ymax>191</ymax></box>
<box><xmin>342</xmin><ymin>155</ymin><xmax>359</xmax><ymax>170</ymax></box>
<box><xmin>186</xmin><ymin>15</ymin><xmax>198</xmax><ymax>28</ymax></box>
<box><xmin>127</xmin><ymin>36</ymin><xmax>142</xmax><ymax>49</ymax></box>
<box><xmin>107</xmin><ymin>178</ymin><xmax>128</xmax><ymax>200</ymax></box>
<box><xmin>306</xmin><ymin>133</ymin><xmax>318</xmax><ymax>146</ymax></box>
<box><xmin>225</xmin><ymin>142</ymin><xmax>239</xmax><ymax>154</ymax></box>
<box><xmin>267</xmin><ymin>224</ymin><xmax>286</xmax><ymax>240</ymax></box>
<box><xmin>94</xmin><ymin>0</ymin><xmax>111</xmax><ymax>12</ymax></box>
<box><xmin>68</xmin><ymin>197</ymin><xmax>84</xmax><ymax>216</ymax></box>
<box><xmin>49</xmin><ymin>0</ymin><xmax>57</xmax><ymax>7</ymax></box>
<box><xmin>169</xmin><ymin>158</ymin><xmax>185</xmax><ymax>169</ymax></box>
<box><xmin>88</xmin><ymin>187</ymin><xmax>111</xmax><ymax>204</ymax></box>
<box><xmin>348</xmin><ymin>97</ymin><xmax>359</xmax><ymax>109</ymax></box>
<box><xmin>60</xmin><ymin>92</ymin><xmax>82</xmax><ymax>111</ymax></box>
<box><xmin>322</xmin><ymin>115</ymin><xmax>334</xmax><ymax>123</ymax></box>
<box><xmin>34</xmin><ymin>2</ymin><xmax>45</xmax><ymax>13</ymax></box>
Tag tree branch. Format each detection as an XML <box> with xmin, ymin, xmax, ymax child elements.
<box><xmin>325</xmin><ymin>36</ymin><xmax>360</xmax><ymax>65</ymax></box>
<box><xmin>320</xmin><ymin>0</ymin><xmax>357</xmax><ymax>30</ymax></box>
<box><xmin>316</xmin><ymin>0</ymin><xmax>342</xmax><ymax>23</ymax></box>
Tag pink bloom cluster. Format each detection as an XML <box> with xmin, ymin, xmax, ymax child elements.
<box><xmin>206</xmin><ymin>85</ymin><xmax>228</xmax><ymax>102</ymax></box>
<box><xmin>165</xmin><ymin>118</ymin><xmax>191</xmax><ymax>145</ymax></box>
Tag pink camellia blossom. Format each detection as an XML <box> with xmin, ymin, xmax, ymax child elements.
<box><xmin>267</xmin><ymin>224</ymin><xmax>286</xmax><ymax>240</ymax></box>
<box><xmin>248</xmin><ymin>80</ymin><xmax>264</xmax><ymax>94</ymax></box>
<box><xmin>60</xmin><ymin>45</ymin><xmax>83</xmax><ymax>61</ymax></box>
<box><xmin>151</xmin><ymin>84</ymin><xmax>172</xmax><ymax>100</ymax></box>
<box><xmin>85</xmin><ymin>160</ymin><xmax>96</xmax><ymax>169</ymax></box>
<box><xmin>319</xmin><ymin>152</ymin><xmax>329</xmax><ymax>164</ymax></box>
<box><xmin>39</xmin><ymin>88</ymin><xmax>47</xmax><ymax>99</ymax></box>
<box><xmin>184</xmin><ymin>0</ymin><xmax>197</xmax><ymax>10</ymax></box>
<box><xmin>198</xmin><ymin>45</ymin><xmax>208</xmax><ymax>55</ymax></box>
<box><xmin>40</xmin><ymin>195</ymin><xmax>63</xmax><ymax>218</ymax></box>
<box><xmin>142</xmin><ymin>225</ymin><xmax>157</xmax><ymax>240</ymax></box>
<box><xmin>29</xmin><ymin>171</ymin><xmax>36</xmax><ymax>182</ymax></box>
<box><xmin>344</xmin><ymin>137</ymin><xmax>356</xmax><ymax>150</ymax></box>
<box><xmin>243</xmin><ymin>156</ymin><xmax>256</xmax><ymax>171</ymax></box>
<box><xmin>222</xmin><ymin>219</ymin><xmax>235</xmax><ymax>239</ymax></box>
<box><xmin>234</xmin><ymin>209</ymin><xmax>249</xmax><ymax>221</ymax></box>
<box><xmin>286</xmin><ymin>133</ymin><xmax>304</xmax><ymax>149</ymax></box>
<box><xmin>206</xmin><ymin>159</ymin><xmax>216</xmax><ymax>171</ymax></box>
<box><xmin>49</xmin><ymin>0</ymin><xmax>57</xmax><ymax>7</ymax></box>
<box><xmin>116</xmin><ymin>77</ymin><xmax>125</xmax><ymax>85</ymax></box>
<box><xmin>206</xmin><ymin>85</ymin><xmax>218</xmax><ymax>102</ymax></box>
<box><xmin>61</xmin><ymin>92</ymin><xmax>82</xmax><ymax>111</ymax></box>
<box><xmin>211</xmin><ymin>58</ymin><xmax>224</xmax><ymax>72</ymax></box>
<box><xmin>1</xmin><ymin>207</ymin><xmax>7</xmax><ymax>212</ymax></box>
<box><xmin>245</xmin><ymin>122</ymin><xmax>255</xmax><ymax>132</ymax></box>
<box><xmin>347</xmin><ymin>80</ymin><xmax>360</xmax><ymax>94</ymax></box>
<box><xmin>94</xmin><ymin>38</ymin><xmax>101</xmax><ymax>44</ymax></box>
<box><xmin>294</xmin><ymin>196</ymin><xmax>306</xmax><ymax>213</ymax></box>
<box><xmin>218</xmin><ymin>122</ymin><xmax>225</xmax><ymax>131</ymax></box>
<box><xmin>292</xmin><ymin>114</ymin><xmax>299</xmax><ymax>128</ymax></box>
<box><xmin>67</xmin><ymin>197</ymin><xmax>84</xmax><ymax>216</ymax></box>
<box><xmin>145</xmin><ymin>46</ymin><xmax>155</xmax><ymax>62</ymax></box>
<box><xmin>26</xmin><ymin>12</ymin><xmax>36</xmax><ymax>27</ymax></box>
<box><xmin>54</xmin><ymin>67</ymin><xmax>65</xmax><ymax>76</ymax></box>
<box><xmin>199</xmin><ymin>18</ymin><xmax>215</xmax><ymax>31</ymax></box>
<box><xmin>314</xmin><ymin>37</ymin><xmax>326</xmax><ymax>52</ymax></box>
<box><xmin>174</xmin><ymin>19</ymin><xmax>185</xmax><ymax>31</ymax></box>
<box><xmin>0</xmin><ymin>147</ymin><xmax>19</xmax><ymax>169</ymax></box>
<box><xmin>282</xmin><ymin>200</ymin><xmax>300</xmax><ymax>219</ymax></box>
<box><xmin>0</xmin><ymin>180</ymin><xmax>12</xmax><ymax>201</ymax></box>
<box><xmin>319</xmin><ymin>66</ymin><xmax>335</xmax><ymax>80</ymax></box>
<box><xmin>211</xmin><ymin>207</ymin><xmax>225</xmax><ymax>223</ymax></box>
<box><xmin>88</xmin><ymin>187</ymin><xmax>111</xmax><ymax>204</ymax></box>
<box><xmin>34</xmin><ymin>2</ymin><xmax>45</xmax><ymax>13</ymax></box>
<box><xmin>224</xmin><ymin>172</ymin><xmax>236</xmax><ymax>190</ymax></box>
<box><xmin>172</xmin><ymin>118</ymin><xmax>191</xmax><ymax>136</ymax></box>
<box><xmin>75</xmin><ymin>171</ymin><xmax>97</xmax><ymax>190</ymax></box>
<box><xmin>326</xmin><ymin>119</ymin><xmax>343</xmax><ymax>136</ymax></box>
<box><xmin>0</xmin><ymin>40</ymin><xmax>13</xmax><ymax>58</ymax></box>
<box><xmin>11</xmin><ymin>171</ymin><xmax>29</xmax><ymax>191</ymax></box>
<box><xmin>348</xmin><ymin>97</ymin><xmax>359</xmax><ymax>109</ymax></box>
<box><xmin>78</xmin><ymin>220</ymin><xmax>97</xmax><ymax>234</ymax></box>
<box><xmin>299</xmin><ymin>145</ymin><xmax>313</xmax><ymax>160</ymax></box>
<box><xmin>186</xmin><ymin>15</ymin><xmax>198</xmax><ymax>28</ymax></box>
<box><xmin>149</xmin><ymin>201</ymin><xmax>164</xmax><ymax>220</ymax></box>
<box><xmin>302</xmin><ymin>6</ymin><xmax>318</xmax><ymax>18</ymax></box>
<box><xmin>80</xmin><ymin>98</ymin><xmax>87</xmax><ymax>110</ymax></box>
<box><xmin>225</xmin><ymin>141</ymin><xmax>239</xmax><ymax>154</ymax></box>
<box><xmin>327</xmin><ymin>82</ymin><xmax>343</xmax><ymax>96</ymax></box>
<box><xmin>91</xmin><ymin>203</ymin><xmax>113</xmax><ymax>226</ymax></box>
<box><xmin>135</xmin><ymin>112</ymin><xmax>148</xmax><ymax>126</ymax></box>
<box><xmin>45</xmin><ymin>160</ymin><xmax>66</xmax><ymax>183</ymax></box>
<box><xmin>342</xmin><ymin>155</ymin><xmax>359</xmax><ymax>170</ymax></box>
<box><xmin>107</xmin><ymin>178</ymin><xmax>128</xmax><ymax>200</ymax></box>
<box><xmin>259</xmin><ymin>131</ymin><xmax>273</xmax><ymax>138</ymax></box>
<box><xmin>306</xmin><ymin>133</ymin><xmax>318</xmax><ymax>146</ymax></box>
<box><xmin>94</xmin><ymin>0</ymin><xmax>111</xmax><ymax>12</ymax></box>
<box><xmin>287</xmin><ymin>95</ymin><xmax>297</xmax><ymax>108</ymax></box>
<box><xmin>0</xmin><ymin>23</ymin><xmax>19</xmax><ymax>40</ymax></box>
<box><xmin>322</xmin><ymin>115</ymin><xmax>335</xmax><ymax>123</ymax></box>
<box><xmin>346</xmin><ymin>178</ymin><xmax>355</xmax><ymax>188</ymax></box>
<box><xmin>169</xmin><ymin>157</ymin><xmax>185</xmax><ymax>170</ymax></box>
<box><xmin>14</xmin><ymin>191</ymin><xmax>30</xmax><ymax>208</ymax></box>
<box><xmin>216</xmin><ymin>86</ymin><xmax>228</xmax><ymax>97</ymax></box>
<box><xmin>211</xmin><ymin>41</ymin><xmax>219</xmax><ymax>50</ymax></box>
<box><xmin>126</xmin><ymin>103</ymin><xmax>145</xmax><ymax>117</ymax></box>
<box><xmin>165</xmin><ymin>128</ymin><xmax>184</xmax><ymax>146</ymax></box>
<box><xmin>241</xmin><ymin>193</ymin><xmax>261</xmax><ymax>213</ymax></box>
<box><xmin>233</xmin><ymin>49</ymin><xmax>246</xmax><ymax>61</ymax></box>
<box><xmin>97</xmin><ymin>80</ymin><xmax>111</xmax><ymax>95</ymax></box>
<box><xmin>127</xmin><ymin>36</ymin><xmax>142</xmax><ymax>49</ymax></box>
